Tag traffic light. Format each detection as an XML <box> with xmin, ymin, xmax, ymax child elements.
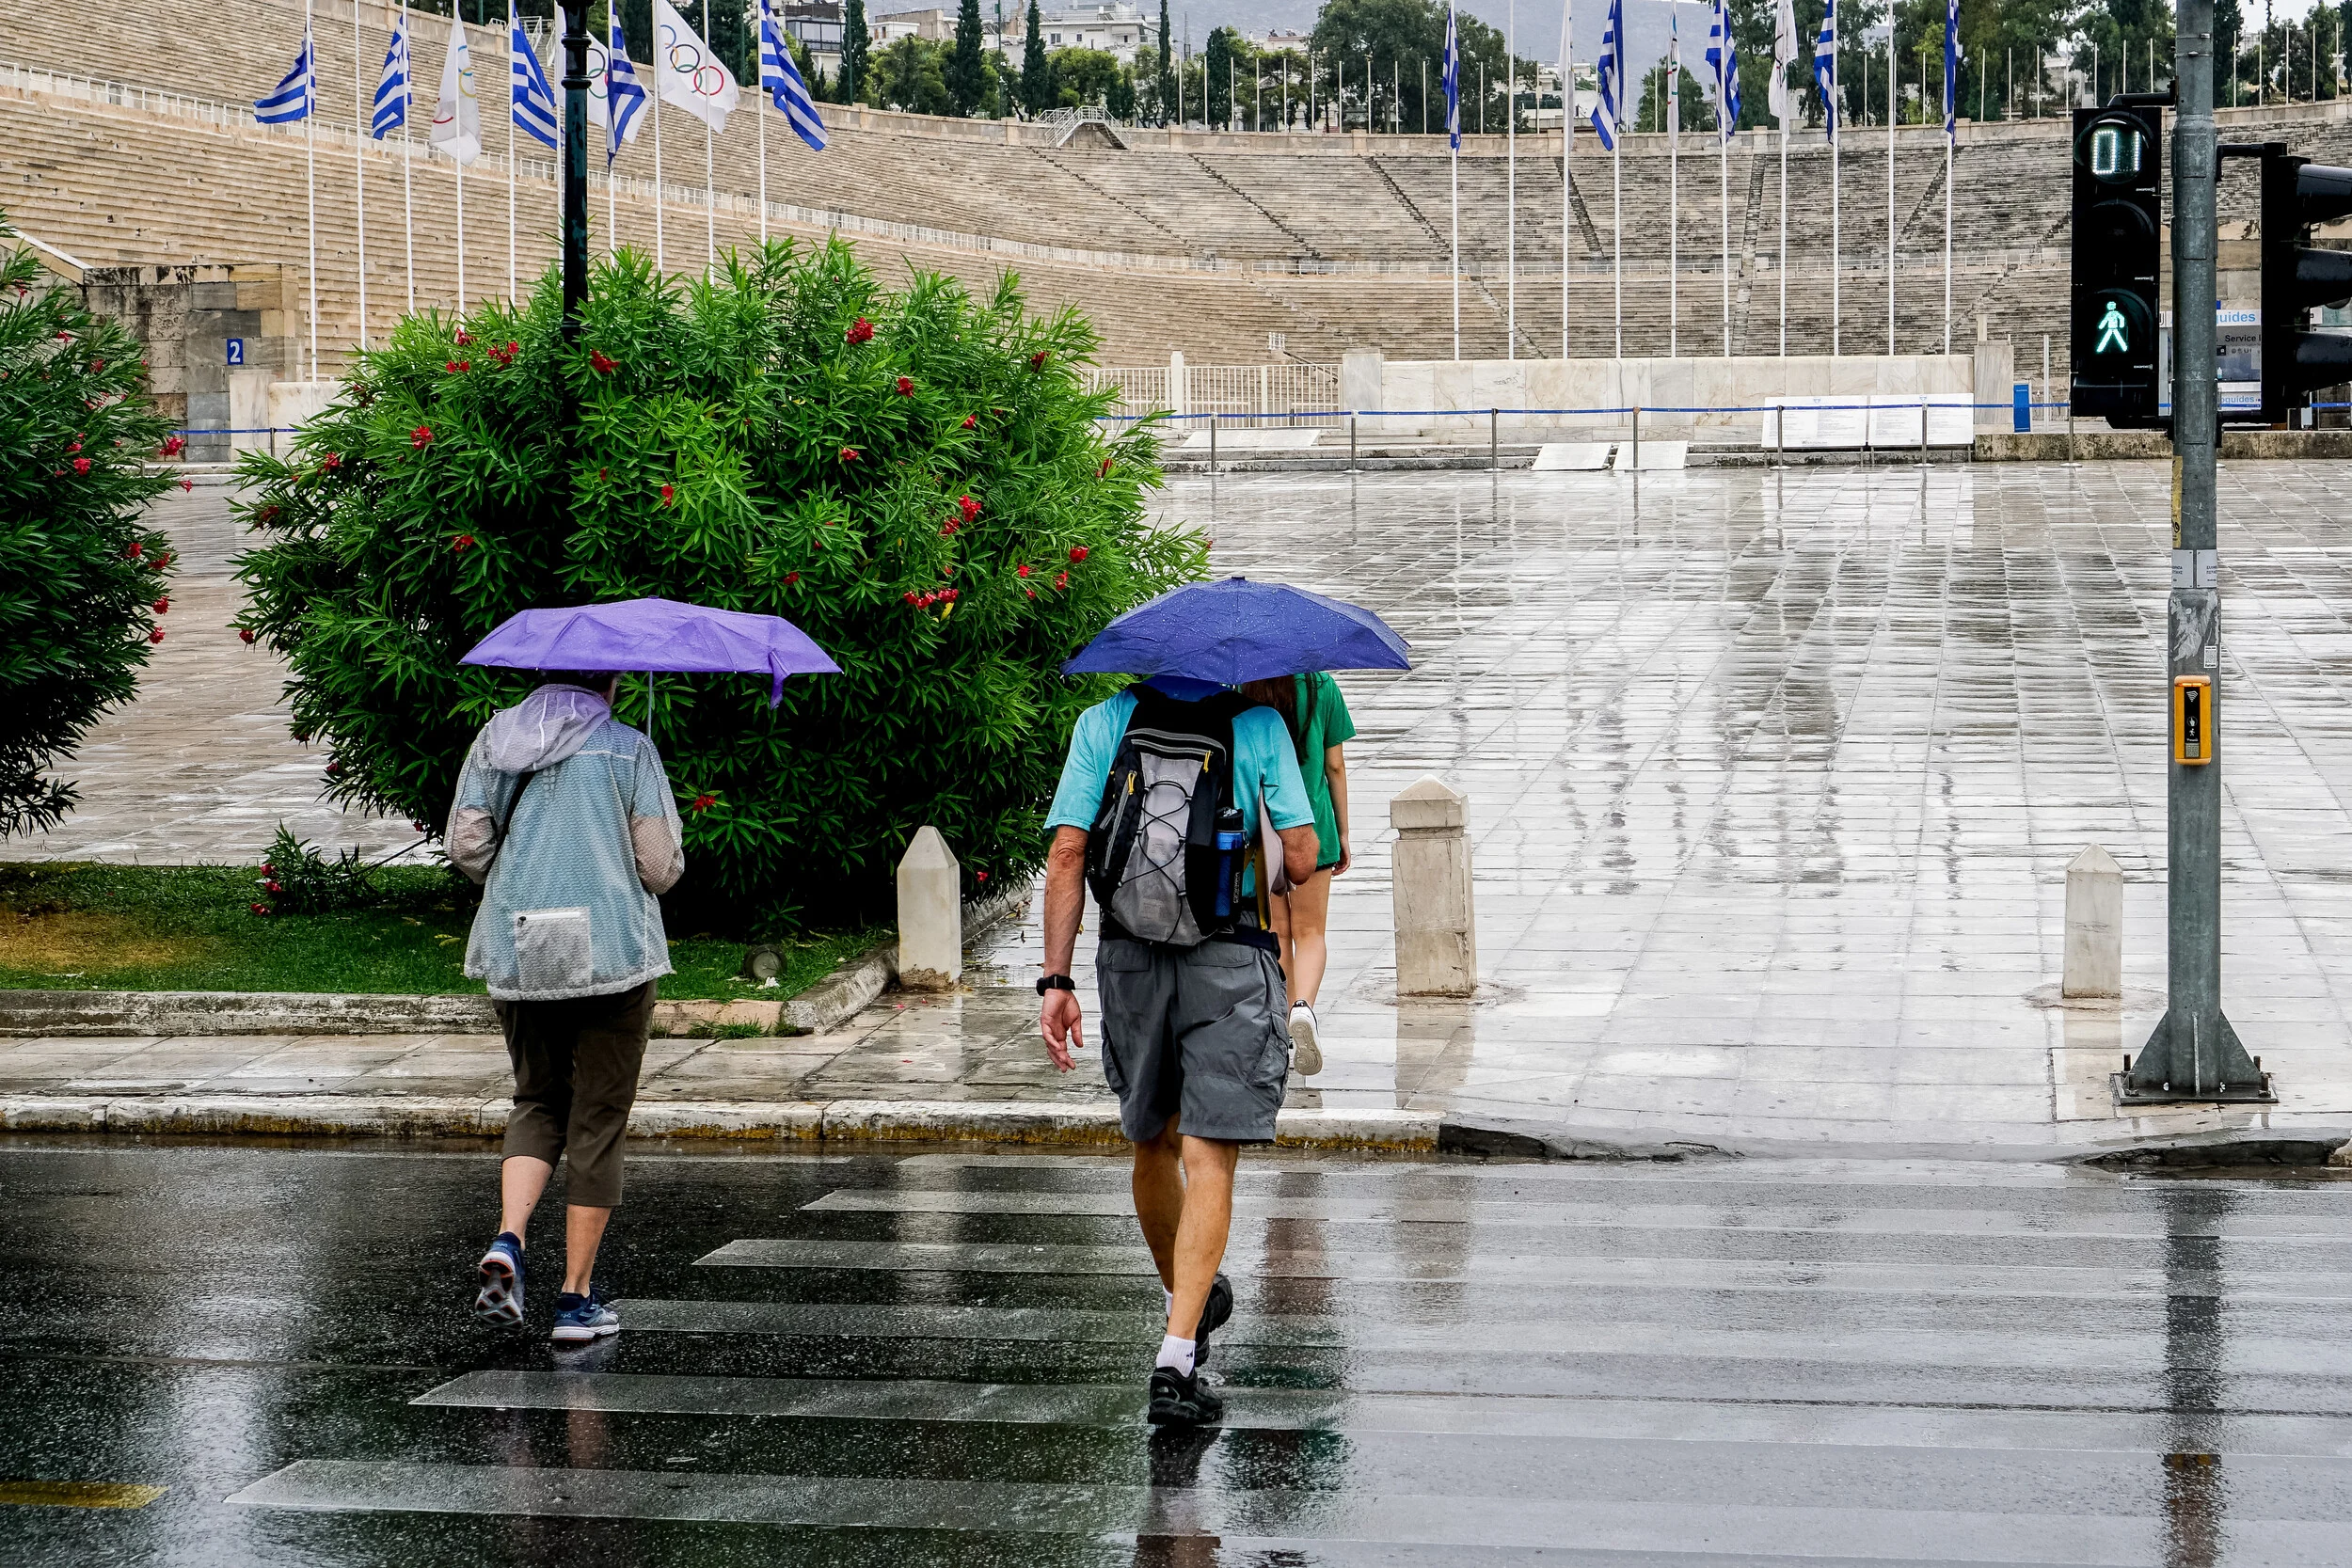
<box><xmin>2259</xmin><ymin>149</ymin><xmax>2352</xmax><ymax>423</ymax></box>
<box><xmin>2070</xmin><ymin>105</ymin><xmax>2163</xmax><ymax>427</ymax></box>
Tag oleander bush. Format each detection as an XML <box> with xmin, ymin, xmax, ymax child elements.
<box><xmin>0</xmin><ymin>212</ymin><xmax>177</xmax><ymax>837</ymax></box>
<box><xmin>233</xmin><ymin>239</ymin><xmax>1194</xmax><ymax>926</ymax></box>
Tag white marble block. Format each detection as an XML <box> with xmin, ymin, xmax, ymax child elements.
<box><xmin>897</xmin><ymin>827</ymin><xmax>961</xmax><ymax>990</ymax></box>
<box><xmin>1391</xmin><ymin>777</ymin><xmax>1476</xmax><ymax>997</ymax></box>
<box><xmin>2062</xmin><ymin>844</ymin><xmax>2122</xmax><ymax>1000</ymax></box>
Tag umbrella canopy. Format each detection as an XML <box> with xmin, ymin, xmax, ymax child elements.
<box><xmin>460</xmin><ymin>597</ymin><xmax>840</xmax><ymax>706</ymax></box>
<box><xmin>1061</xmin><ymin>578</ymin><xmax>1409</xmax><ymax>685</ymax></box>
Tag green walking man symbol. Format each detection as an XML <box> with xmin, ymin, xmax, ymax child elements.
<box><xmin>2096</xmin><ymin>300</ymin><xmax>2130</xmax><ymax>355</ymax></box>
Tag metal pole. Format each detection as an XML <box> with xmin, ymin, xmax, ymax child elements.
<box><xmin>2122</xmin><ymin>0</ymin><xmax>2266</xmax><ymax>1102</ymax></box>
<box><xmin>1209</xmin><ymin>414</ymin><xmax>1217</xmax><ymax>472</ymax></box>
<box><xmin>1630</xmin><ymin>403</ymin><xmax>1640</xmax><ymax>467</ymax></box>
<box><xmin>559</xmin><ymin>0</ymin><xmax>589</xmax><ymax>337</ymax></box>
<box><xmin>1490</xmin><ymin>406</ymin><xmax>1499</xmax><ymax>467</ymax></box>
<box><xmin>1350</xmin><ymin>410</ymin><xmax>1359</xmax><ymax>470</ymax></box>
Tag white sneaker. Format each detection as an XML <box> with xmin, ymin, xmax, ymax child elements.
<box><xmin>1288</xmin><ymin>1003</ymin><xmax>1323</xmax><ymax>1077</ymax></box>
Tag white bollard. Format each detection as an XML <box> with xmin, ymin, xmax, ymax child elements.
<box><xmin>2062</xmin><ymin>844</ymin><xmax>2123</xmax><ymax>1000</ymax></box>
<box><xmin>1391</xmin><ymin>777</ymin><xmax>1476</xmax><ymax>997</ymax></box>
<box><xmin>896</xmin><ymin>826</ymin><xmax>961</xmax><ymax>990</ymax></box>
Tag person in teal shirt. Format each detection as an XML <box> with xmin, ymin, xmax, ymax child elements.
<box><xmin>1238</xmin><ymin>671</ymin><xmax>1357</xmax><ymax>1075</ymax></box>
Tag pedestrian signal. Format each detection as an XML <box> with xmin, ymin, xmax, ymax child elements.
<box><xmin>2257</xmin><ymin>147</ymin><xmax>2352</xmax><ymax>423</ymax></box>
<box><xmin>2070</xmin><ymin>105</ymin><xmax>2163</xmax><ymax>428</ymax></box>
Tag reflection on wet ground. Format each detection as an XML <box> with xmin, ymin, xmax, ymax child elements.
<box><xmin>5</xmin><ymin>1142</ymin><xmax>2352</xmax><ymax>1564</ymax></box>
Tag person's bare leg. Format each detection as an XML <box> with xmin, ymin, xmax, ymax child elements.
<box><xmin>1287</xmin><ymin>872</ymin><xmax>1333</xmax><ymax>1008</ymax></box>
<box><xmin>500</xmin><ymin>1155</ymin><xmax>554</xmax><ymax>1242</ymax></box>
<box><xmin>1166</xmin><ymin>1135</ymin><xmax>1239</xmax><ymax>1338</ymax></box>
<box><xmin>1131</xmin><ymin>1117</ymin><xmax>1185</xmax><ymax>1291</ymax></box>
<box><xmin>1268</xmin><ymin>890</ymin><xmax>1300</xmax><ymax>1006</ymax></box>
<box><xmin>563</xmin><ymin>1205</ymin><xmax>612</xmax><ymax>1295</ymax></box>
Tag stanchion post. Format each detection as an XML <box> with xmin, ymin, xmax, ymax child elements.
<box><xmin>1489</xmin><ymin>407</ymin><xmax>1499</xmax><ymax>470</ymax></box>
<box><xmin>1917</xmin><ymin>400</ymin><xmax>1930</xmax><ymax>467</ymax></box>
<box><xmin>1630</xmin><ymin>404</ymin><xmax>1641</xmax><ymax>470</ymax></box>
<box><xmin>1208</xmin><ymin>414</ymin><xmax>1216</xmax><ymax>474</ymax></box>
<box><xmin>1349</xmin><ymin>411</ymin><xmax>1359</xmax><ymax>472</ymax></box>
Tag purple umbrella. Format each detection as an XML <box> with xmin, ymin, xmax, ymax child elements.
<box><xmin>460</xmin><ymin>597</ymin><xmax>839</xmax><ymax>705</ymax></box>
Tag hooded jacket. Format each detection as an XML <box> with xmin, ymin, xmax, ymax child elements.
<box><xmin>446</xmin><ymin>685</ymin><xmax>685</xmax><ymax>1002</ymax></box>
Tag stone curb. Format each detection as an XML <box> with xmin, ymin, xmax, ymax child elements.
<box><xmin>0</xmin><ymin>1093</ymin><xmax>1438</xmax><ymax>1152</ymax></box>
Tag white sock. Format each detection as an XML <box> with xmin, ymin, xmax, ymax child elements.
<box><xmin>1155</xmin><ymin>1334</ymin><xmax>1197</xmax><ymax>1377</ymax></box>
<box><xmin>1163</xmin><ymin>1287</ymin><xmax>1175</xmax><ymax>1318</ymax></box>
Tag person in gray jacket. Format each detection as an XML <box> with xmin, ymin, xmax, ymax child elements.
<box><xmin>444</xmin><ymin>671</ymin><xmax>684</xmax><ymax>1343</ymax></box>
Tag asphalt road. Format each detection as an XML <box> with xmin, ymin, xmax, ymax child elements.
<box><xmin>4</xmin><ymin>1139</ymin><xmax>2351</xmax><ymax>1565</ymax></box>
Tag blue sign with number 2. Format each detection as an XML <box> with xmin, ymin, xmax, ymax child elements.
<box><xmin>226</xmin><ymin>338</ymin><xmax>245</xmax><ymax>366</ymax></box>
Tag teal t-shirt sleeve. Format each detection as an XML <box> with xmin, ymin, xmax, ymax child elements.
<box><xmin>1236</xmin><ymin>707</ymin><xmax>1315</xmax><ymax>831</ymax></box>
<box><xmin>1044</xmin><ymin>697</ymin><xmax>1126</xmax><ymax>832</ymax></box>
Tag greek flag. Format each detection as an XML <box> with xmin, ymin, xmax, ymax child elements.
<box><xmin>512</xmin><ymin>22</ymin><xmax>560</xmax><ymax>150</ymax></box>
<box><xmin>758</xmin><ymin>0</ymin><xmax>828</xmax><ymax>150</ymax></box>
<box><xmin>1706</xmin><ymin>0</ymin><xmax>1740</xmax><ymax>140</ymax></box>
<box><xmin>373</xmin><ymin>15</ymin><xmax>410</xmax><ymax>137</ymax></box>
<box><xmin>1589</xmin><ymin>0</ymin><xmax>1622</xmax><ymax>150</ymax></box>
<box><xmin>1942</xmin><ymin>0</ymin><xmax>1960</xmax><ymax>141</ymax></box>
<box><xmin>1441</xmin><ymin>3</ymin><xmax>1460</xmax><ymax>150</ymax></box>
<box><xmin>605</xmin><ymin>22</ymin><xmax>648</xmax><ymax>166</ymax></box>
<box><xmin>255</xmin><ymin>27</ymin><xmax>313</xmax><ymax>124</ymax></box>
<box><xmin>1813</xmin><ymin>0</ymin><xmax>1837</xmax><ymax>141</ymax></box>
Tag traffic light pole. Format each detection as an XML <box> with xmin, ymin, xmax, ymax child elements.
<box><xmin>2120</xmin><ymin>0</ymin><xmax>2272</xmax><ymax>1104</ymax></box>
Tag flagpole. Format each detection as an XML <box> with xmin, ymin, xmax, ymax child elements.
<box><xmin>402</xmin><ymin>2</ymin><xmax>415</xmax><ymax>314</ymax></box>
<box><xmin>1668</xmin><ymin>24</ymin><xmax>1678</xmax><ymax>359</ymax></box>
<box><xmin>508</xmin><ymin>0</ymin><xmax>518</xmax><ymax>302</ymax></box>
<box><xmin>305</xmin><ymin>8</ymin><xmax>318</xmax><ymax>378</ymax></box>
<box><xmin>356</xmin><ymin>0</ymin><xmax>368</xmax><ymax>351</ymax></box>
<box><xmin>757</xmin><ymin>14</ymin><xmax>769</xmax><ymax>244</ymax></box>
<box><xmin>1718</xmin><ymin>32</ymin><xmax>1730</xmax><ymax>356</ymax></box>
<box><xmin>1561</xmin><ymin>0</ymin><xmax>1572</xmax><ymax>361</ymax></box>
<box><xmin>1885</xmin><ymin>35</ymin><xmax>1894</xmax><ymax>354</ymax></box>
<box><xmin>1451</xmin><ymin>135</ymin><xmax>1460</xmax><ymax>359</ymax></box>
<box><xmin>1778</xmin><ymin>125</ymin><xmax>1787</xmax><ymax>354</ymax></box>
<box><xmin>1943</xmin><ymin>112</ymin><xmax>1953</xmax><ymax>353</ymax></box>
<box><xmin>1506</xmin><ymin>0</ymin><xmax>1517</xmax><ymax>360</ymax></box>
<box><xmin>1449</xmin><ymin>1</ymin><xmax>1459</xmax><ymax>360</ymax></box>
<box><xmin>653</xmin><ymin>75</ymin><xmax>665</xmax><ymax>272</ymax></box>
<box><xmin>1831</xmin><ymin>27</ymin><xmax>1839</xmax><ymax>357</ymax></box>
<box><xmin>706</xmin><ymin>121</ymin><xmax>715</xmax><ymax>275</ymax></box>
<box><xmin>1613</xmin><ymin>137</ymin><xmax>1621</xmax><ymax>356</ymax></box>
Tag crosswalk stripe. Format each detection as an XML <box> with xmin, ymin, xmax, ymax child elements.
<box><xmin>222</xmin><ymin>1456</ymin><xmax>2341</xmax><ymax>1560</ymax></box>
<box><xmin>612</xmin><ymin>1298</ymin><xmax>2352</xmax><ymax>1373</ymax></box>
<box><xmin>695</xmin><ymin>1237</ymin><xmax>2352</xmax><ymax>1301</ymax></box>
<box><xmin>801</xmin><ymin>1186</ymin><xmax>2352</xmax><ymax>1242</ymax></box>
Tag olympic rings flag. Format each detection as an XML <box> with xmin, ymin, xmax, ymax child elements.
<box><xmin>651</xmin><ymin>0</ymin><xmax>739</xmax><ymax>134</ymax></box>
<box><xmin>428</xmin><ymin>10</ymin><xmax>482</xmax><ymax>164</ymax></box>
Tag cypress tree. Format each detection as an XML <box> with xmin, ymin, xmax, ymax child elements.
<box><xmin>1020</xmin><ymin>0</ymin><xmax>1051</xmax><ymax>114</ymax></box>
<box><xmin>949</xmin><ymin>0</ymin><xmax>986</xmax><ymax>115</ymax></box>
<box><xmin>841</xmin><ymin>0</ymin><xmax>871</xmax><ymax>103</ymax></box>
<box><xmin>1157</xmin><ymin>0</ymin><xmax>1174</xmax><ymax>123</ymax></box>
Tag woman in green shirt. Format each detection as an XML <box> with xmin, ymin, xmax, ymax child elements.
<box><xmin>1238</xmin><ymin>671</ymin><xmax>1356</xmax><ymax>1076</ymax></box>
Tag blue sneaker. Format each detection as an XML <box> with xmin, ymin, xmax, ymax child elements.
<box><xmin>472</xmin><ymin>1232</ymin><xmax>524</xmax><ymax>1325</ymax></box>
<box><xmin>551</xmin><ymin>1289</ymin><xmax>620</xmax><ymax>1344</ymax></box>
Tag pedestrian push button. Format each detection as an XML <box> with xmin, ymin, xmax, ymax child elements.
<box><xmin>2173</xmin><ymin>675</ymin><xmax>2214</xmax><ymax>766</ymax></box>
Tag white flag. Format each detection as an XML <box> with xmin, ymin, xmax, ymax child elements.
<box><xmin>652</xmin><ymin>0</ymin><xmax>739</xmax><ymax>134</ymax></box>
<box><xmin>429</xmin><ymin>12</ymin><xmax>482</xmax><ymax>165</ymax></box>
<box><xmin>1769</xmin><ymin>0</ymin><xmax>1800</xmax><ymax>124</ymax></box>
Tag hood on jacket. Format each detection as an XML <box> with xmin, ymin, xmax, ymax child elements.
<box><xmin>480</xmin><ymin>685</ymin><xmax>614</xmax><ymax>774</ymax></box>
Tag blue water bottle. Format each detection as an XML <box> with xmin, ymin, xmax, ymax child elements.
<box><xmin>1214</xmin><ymin>807</ymin><xmax>1246</xmax><ymax>918</ymax></box>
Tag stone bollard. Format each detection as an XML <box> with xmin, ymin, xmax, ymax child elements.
<box><xmin>1391</xmin><ymin>777</ymin><xmax>1476</xmax><ymax>997</ymax></box>
<box><xmin>896</xmin><ymin>827</ymin><xmax>961</xmax><ymax>990</ymax></box>
<box><xmin>2061</xmin><ymin>844</ymin><xmax>2123</xmax><ymax>1000</ymax></box>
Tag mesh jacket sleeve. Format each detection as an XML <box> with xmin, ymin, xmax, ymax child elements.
<box><xmin>629</xmin><ymin>735</ymin><xmax>686</xmax><ymax>895</ymax></box>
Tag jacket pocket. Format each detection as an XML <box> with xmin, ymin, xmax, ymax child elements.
<box><xmin>513</xmin><ymin>907</ymin><xmax>594</xmax><ymax>991</ymax></box>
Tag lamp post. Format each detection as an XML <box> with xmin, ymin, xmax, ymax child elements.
<box><xmin>558</xmin><ymin>0</ymin><xmax>590</xmax><ymax>338</ymax></box>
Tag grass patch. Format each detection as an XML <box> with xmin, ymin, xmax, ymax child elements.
<box><xmin>0</xmin><ymin>863</ymin><xmax>875</xmax><ymax>1001</ymax></box>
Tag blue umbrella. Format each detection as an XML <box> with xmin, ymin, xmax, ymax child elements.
<box><xmin>1062</xmin><ymin>578</ymin><xmax>1409</xmax><ymax>684</ymax></box>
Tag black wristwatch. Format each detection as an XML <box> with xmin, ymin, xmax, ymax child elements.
<box><xmin>1035</xmin><ymin>974</ymin><xmax>1076</xmax><ymax>996</ymax></box>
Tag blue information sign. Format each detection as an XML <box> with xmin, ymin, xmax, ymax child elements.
<box><xmin>226</xmin><ymin>338</ymin><xmax>245</xmax><ymax>367</ymax></box>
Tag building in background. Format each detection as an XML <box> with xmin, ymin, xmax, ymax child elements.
<box><xmin>781</xmin><ymin>1</ymin><xmax>847</xmax><ymax>79</ymax></box>
<box><xmin>1000</xmin><ymin>3</ymin><xmax>1158</xmax><ymax>69</ymax></box>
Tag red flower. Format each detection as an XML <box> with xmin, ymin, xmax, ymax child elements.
<box><xmin>72</xmin><ymin>457</ymin><xmax>90</xmax><ymax>475</ymax></box>
<box><xmin>66</xmin><ymin>439</ymin><xmax>81</xmax><ymax>453</ymax></box>
<box><xmin>411</xmin><ymin>425</ymin><xmax>434</xmax><ymax>450</ymax></box>
<box><xmin>148</xmin><ymin>627</ymin><xmax>165</xmax><ymax>643</ymax></box>
<box><xmin>454</xmin><ymin>328</ymin><xmax>473</xmax><ymax>346</ymax></box>
<box><xmin>88</xmin><ymin>359</ymin><xmax>103</xmax><ymax>373</ymax></box>
<box><xmin>55</xmin><ymin>330</ymin><xmax>71</xmax><ymax>341</ymax></box>
<box><xmin>125</xmin><ymin>542</ymin><xmax>143</xmax><ymax>559</ymax></box>
<box><xmin>444</xmin><ymin>360</ymin><xmax>461</xmax><ymax>373</ymax></box>
<box><xmin>325</xmin><ymin>761</ymin><xmax>342</xmax><ymax>776</ymax></box>
<box><xmin>153</xmin><ymin>552</ymin><xmax>170</xmax><ymax>569</ymax></box>
<box><xmin>321</xmin><ymin>452</ymin><xmax>341</xmax><ymax>471</ymax></box>
<box><xmin>1029</xmin><ymin>350</ymin><xmax>1049</xmax><ymax>371</ymax></box>
<box><xmin>902</xmin><ymin>591</ymin><xmax>920</xmax><ymax>605</ymax></box>
<box><xmin>845</xmin><ymin>317</ymin><xmax>874</xmax><ymax>344</ymax></box>
<box><xmin>976</xmin><ymin>870</ymin><xmax>989</xmax><ymax>882</ymax></box>
<box><xmin>691</xmin><ymin>793</ymin><xmax>718</xmax><ymax>814</ymax></box>
<box><xmin>1099</xmin><ymin>456</ymin><xmax>1115</xmax><ymax>478</ymax></box>
<box><xmin>1068</xmin><ymin>546</ymin><xmax>1089</xmax><ymax>562</ymax></box>
<box><xmin>896</xmin><ymin>376</ymin><xmax>914</xmax><ymax>396</ymax></box>
<box><xmin>839</xmin><ymin>446</ymin><xmax>860</xmax><ymax>462</ymax></box>
<box><xmin>453</xmin><ymin>534</ymin><xmax>475</xmax><ymax>552</ymax></box>
<box><xmin>959</xmin><ymin>495</ymin><xmax>981</xmax><ymax>522</ymax></box>
<box><xmin>158</xmin><ymin>435</ymin><xmax>185</xmax><ymax>458</ymax></box>
<box><xmin>1016</xmin><ymin>562</ymin><xmax>1031</xmax><ymax>578</ymax></box>
<box><xmin>590</xmin><ymin>349</ymin><xmax>616</xmax><ymax>374</ymax></box>
<box><xmin>961</xmin><ymin>414</ymin><xmax>977</xmax><ymax>430</ymax></box>
<box><xmin>250</xmin><ymin>902</ymin><xmax>272</xmax><ymax>917</ymax></box>
<box><xmin>597</xmin><ymin>467</ymin><xmax>609</xmax><ymax>481</ymax></box>
<box><xmin>262</xmin><ymin>880</ymin><xmax>282</xmax><ymax>895</ymax></box>
<box><xmin>944</xmin><ymin>588</ymin><xmax>959</xmax><ymax>602</ymax></box>
<box><xmin>660</xmin><ymin>484</ymin><xmax>675</xmax><ymax>506</ymax></box>
<box><xmin>260</xmin><ymin>862</ymin><xmax>276</xmax><ymax>877</ymax></box>
<box><xmin>1025</xmin><ymin>586</ymin><xmax>1037</xmax><ymax>599</ymax></box>
<box><xmin>1054</xmin><ymin>570</ymin><xmax>1069</xmax><ymax>590</ymax></box>
<box><xmin>180</xmin><ymin>479</ymin><xmax>192</xmax><ymax>492</ymax></box>
<box><xmin>238</xmin><ymin>627</ymin><xmax>256</xmax><ymax>644</ymax></box>
<box><xmin>941</xmin><ymin>520</ymin><xmax>959</xmax><ymax>536</ymax></box>
<box><xmin>784</xmin><ymin>571</ymin><xmax>802</xmax><ymax>585</ymax></box>
<box><xmin>152</xmin><ymin>597</ymin><xmax>169</xmax><ymax>614</ymax></box>
<box><xmin>410</xmin><ymin>820</ymin><xmax>430</xmax><ymax>833</ymax></box>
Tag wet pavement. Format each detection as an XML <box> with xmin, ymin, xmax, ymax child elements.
<box><xmin>9</xmin><ymin>463</ymin><xmax>2352</xmax><ymax>1154</ymax></box>
<box><xmin>5</xmin><ymin>1140</ymin><xmax>2352</xmax><ymax>1564</ymax></box>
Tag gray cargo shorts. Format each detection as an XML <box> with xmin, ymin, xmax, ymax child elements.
<box><xmin>1097</xmin><ymin>935</ymin><xmax>1292</xmax><ymax>1145</ymax></box>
